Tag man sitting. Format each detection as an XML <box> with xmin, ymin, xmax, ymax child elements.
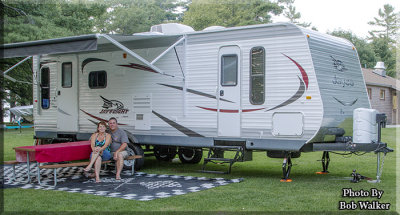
<box><xmin>108</xmin><ymin>117</ymin><xmax>129</xmax><ymax>180</ymax></box>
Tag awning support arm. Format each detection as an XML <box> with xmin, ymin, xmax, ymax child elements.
<box><xmin>1</xmin><ymin>56</ymin><xmax>33</xmax><ymax>84</ymax></box>
<box><xmin>150</xmin><ymin>36</ymin><xmax>185</xmax><ymax>65</ymax></box>
<box><xmin>3</xmin><ymin>56</ymin><xmax>32</xmax><ymax>75</ymax></box>
<box><xmin>98</xmin><ymin>34</ymin><xmax>183</xmax><ymax>80</ymax></box>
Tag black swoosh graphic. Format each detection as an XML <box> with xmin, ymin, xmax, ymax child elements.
<box><xmin>158</xmin><ymin>83</ymin><xmax>234</xmax><ymax>103</ymax></box>
<box><xmin>152</xmin><ymin>110</ymin><xmax>204</xmax><ymax>137</ymax></box>
<box><xmin>266</xmin><ymin>76</ymin><xmax>305</xmax><ymax>111</ymax></box>
<box><xmin>82</xmin><ymin>58</ymin><xmax>108</xmax><ymax>72</ymax></box>
<box><xmin>333</xmin><ymin>97</ymin><xmax>358</xmax><ymax>106</ymax></box>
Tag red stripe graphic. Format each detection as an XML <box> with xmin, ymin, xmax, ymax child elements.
<box><xmin>117</xmin><ymin>63</ymin><xmax>157</xmax><ymax>73</ymax></box>
<box><xmin>282</xmin><ymin>54</ymin><xmax>309</xmax><ymax>90</ymax></box>
<box><xmin>242</xmin><ymin>108</ymin><xmax>266</xmax><ymax>112</ymax></box>
<box><xmin>197</xmin><ymin>106</ymin><xmax>264</xmax><ymax>113</ymax></box>
<box><xmin>80</xmin><ymin>109</ymin><xmax>127</xmax><ymax>125</ymax></box>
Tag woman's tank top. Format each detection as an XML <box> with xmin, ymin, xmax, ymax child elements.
<box><xmin>95</xmin><ymin>133</ymin><xmax>110</xmax><ymax>152</ymax></box>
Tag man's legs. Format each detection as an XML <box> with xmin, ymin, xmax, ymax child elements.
<box><xmin>115</xmin><ymin>152</ymin><xmax>124</xmax><ymax>180</ymax></box>
<box><xmin>115</xmin><ymin>151</ymin><xmax>128</xmax><ymax>180</ymax></box>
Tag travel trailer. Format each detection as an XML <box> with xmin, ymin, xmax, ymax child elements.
<box><xmin>1</xmin><ymin>23</ymin><xmax>392</xmax><ymax>180</ymax></box>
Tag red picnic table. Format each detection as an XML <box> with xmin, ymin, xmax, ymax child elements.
<box><xmin>13</xmin><ymin>141</ymin><xmax>91</xmax><ymax>183</ymax></box>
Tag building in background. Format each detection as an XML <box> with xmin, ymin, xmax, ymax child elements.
<box><xmin>362</xmin><ymin>62</ymin><xmax>400</xmax><ymax>125</ymax></box>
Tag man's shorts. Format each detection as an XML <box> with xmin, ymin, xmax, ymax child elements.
<box><xmin>113</xmin><ymin>150</ymin><xmax>129</xmax><ymax>159</ymax></box>
<box><xmin>90</xmin><ymin>150</ymin><xmax>112</xmax><ymax>161</ymax></box>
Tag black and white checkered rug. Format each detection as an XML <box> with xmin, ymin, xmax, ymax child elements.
<box><xmin>1</xmin><ymin>164</ymin><xmax>243</xmax><ymax>201</ymax></box>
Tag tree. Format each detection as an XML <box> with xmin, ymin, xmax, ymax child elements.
<box><xmin>370</xmin><ymin>37</ymin><xmax>396</xmax><ymax>77</ymax></box>
<box><xmin>368</xmin><ymin>4</ymin><xmax>399</xmax><ymax>44</ymax></box>
<box><xmin>278</xmin><ymin>0</ymin><xmax>313</xmax><ymax>29</ymax></box>
<box><xmin>182</xmin><ymin>0</ymin><xmax>282</xmax><ymax>31</ymax></box>
<box><xmin>329</xmin><ymin>30</ymin><xmax>377</xmax><ymax>69</ymax></box>
<box><xmin>367</xmin><ymin>4</ymin><xmax>399</xmax><ymax>77</ymax></box>
<box><xmin>94</xmin><ymin>0</ymin><xmax>182</xmax><ymax>34</ymax></box>
<box><xmin>1</xmin><ymin>0</ymin><xmax>108</xmax><ymax>121</ymax></box>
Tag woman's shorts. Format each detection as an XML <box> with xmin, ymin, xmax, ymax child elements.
<box><xmin>90</xmin><ymin>150</ymin><xmax>112</xmax><ymax>161</ymax></box>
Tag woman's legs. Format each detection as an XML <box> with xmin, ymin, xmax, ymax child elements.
<box><xmin>84</xmin><ymin>152</ymin><xmax>100</xmax><ymax>172</ymax></box>
<box><xmin>94</xmin><ymin>156</ymin><xmax>102</xmax><ymax>183</ymax></box>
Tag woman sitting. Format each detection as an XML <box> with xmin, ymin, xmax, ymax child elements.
<box><xmin>84</xmin><ymin>121</ymin><xmax>112</xmax><ymax>183</ymax></box>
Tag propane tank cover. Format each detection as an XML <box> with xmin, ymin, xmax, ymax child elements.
<box><xmin>353</xmin><ymin>108</ymin><xmax>378</xmax><ymax>144</ymax></box>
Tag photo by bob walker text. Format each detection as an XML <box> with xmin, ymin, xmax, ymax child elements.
<box><xmin>338</xmin><ymin>188</ymin><xmax>391</xmax><ymax>210</ymax></box>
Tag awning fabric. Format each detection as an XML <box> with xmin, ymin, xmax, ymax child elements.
<box><xmin>1</xmin><ymin>35</ymin><xmax>98</xmax><ymax>58</ymax></box>
<box><xmin>0</xmin><ymin>34</ymin><xmax>180</xmax><ymax>59</ymax></box>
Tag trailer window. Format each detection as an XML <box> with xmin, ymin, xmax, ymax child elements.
<box><xmin>89</xmin><ymin>71</ymin><xmax>107</xmax><ymax>89</ymax></box>
<box><xmin>41</xmin><ymin>67</ymin><xmax>50</xmax><ymax>109</ymax></box>
<box><xmin>250</xmin><ymin>47</ymin><xmax>265</xmax><ymax>105</ymax></box>
<box><xmin>62</xmin><ymin>62</ymin><xmax>72</xmax><ymax>88</ymax></box>
<box><xmin>221</xmin><ymin>55</ymin><xmax>238</xmax><ymax>86</ymax></box>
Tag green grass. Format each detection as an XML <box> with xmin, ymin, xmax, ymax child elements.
<box><xmin>2</xmin><ymin>128</ymin><xmax>398</xmax><ymax>214</ymax></box>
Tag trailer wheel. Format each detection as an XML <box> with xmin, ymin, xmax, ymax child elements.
<box><xmin>124</xmin><ymin>142</ymin><xmax>144</xmax><ymax>170</ymax></box>
<box><xmin>154</xmin><ymin>146</ymin><xmax>177</xmax><ymax>162</ymax></box>
<box><xmin>123</xmin><ymin>130</ymin><xmax>144</xmax><ymax>170</ymax></box>
<box><xmin>178</xmin><ymin>148</ymin><xmax>203</xmax><ymax>164</ymax></box>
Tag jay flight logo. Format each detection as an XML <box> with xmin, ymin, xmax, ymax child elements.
<box><xmin>99</xmin><ymin>96</ymin><xmax>129</xmax><ymax>114</ymax></box>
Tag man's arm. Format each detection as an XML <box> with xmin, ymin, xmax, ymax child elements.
<box><xmin>116</xmin><ymin>142</ymin><xmax>127</xmax><ymax>153</ymax></box>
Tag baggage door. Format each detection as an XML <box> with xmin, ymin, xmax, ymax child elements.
<box><xmin>218</xmin><ymin>46</ymin><xmax>241</xmax><ymax>137</ymax></box>
<box><xmin>57</xmin><ymin>56</ymin><xmax>79</xmax><ymax>132</ymax></box>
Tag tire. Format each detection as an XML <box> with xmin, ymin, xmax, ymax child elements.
<box><xmin>124</xmin><ymin>142</ymin><xmax>145</xmax><ymax>170</ymax></box>
<box><xmin>178</xmin><ymin>148</ymin><xmax>203</xmax><ymax>164</ymax></box>
<box><xmin>154</xmin><ymin>145</ymin><xmax>177</xmax><ymax>162</ymax></box>
<box><xmin>123</xmin><ymin>130</ymin><xmax>144</xmax><ymax>170</ymax></box>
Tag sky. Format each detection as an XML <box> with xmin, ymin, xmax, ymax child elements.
<box><xmin>273</xmin><ymin>0</ymin><xmax>400</xmax><ymax>38</ymax></box>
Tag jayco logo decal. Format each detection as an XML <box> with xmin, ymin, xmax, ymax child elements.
<box><xmin>330</xmin><ymin>56</ymin><xmax>355</xmax><ymax>88</ymax></box>
<box><xmin>331</xmin><ymin>56</ymin><xmax>347</xmax><ymax>72</ymax></box>
<box><xmin>99</xmin><ymin>96</ymin><xmax>129</xmax><ymax>114</ymax></box>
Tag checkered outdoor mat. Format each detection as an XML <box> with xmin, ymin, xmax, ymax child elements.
<box><xmin>1</xmin><ymin>164</ymin><xmax>243</xmax><ymax>201</ymax></box>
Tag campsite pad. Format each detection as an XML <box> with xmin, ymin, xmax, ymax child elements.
<box><xmin>1</xmin><ymin>165</ymin><xmax>243</xmax><ymax>201</ymax></box>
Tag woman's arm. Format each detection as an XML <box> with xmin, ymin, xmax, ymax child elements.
<box><xmin>90</xmin><ymin>133</ymin><xmax>97</xmax><ymax>151</ymax></box>
<box><xmin>100</xmin><ymin>134</ymin><xmax>112</xmax><ymax>151</ymax></box>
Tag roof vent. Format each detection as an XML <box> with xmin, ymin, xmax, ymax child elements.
<box><xmin>373</xmin><ymin>61</ymin><xmax>386</xmax><ymax>77</ymax></box>
<box><xmin>203</xmin><ymin>26</ymin><xmax>226</xmax><ymax>31</ymax></box>
<box><xmin>150</xmin><ymin>23</ymin><xmax>194</xmax><ymax>35</ymax></box>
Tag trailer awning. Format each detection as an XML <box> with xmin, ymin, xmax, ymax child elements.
<box><xmin>1</xmin><ymin>35</ymin><xmax>98</xmax><ymax>58</ymax></box>
<box><xmin>0</xmin><ymin>33</ymin><xmax>181</xmax><ymax>58</ymax></box>
<box><xmin>1</xmin><ymin>33</ymin><xmax>184</xmax><ymax>79</ymax></box>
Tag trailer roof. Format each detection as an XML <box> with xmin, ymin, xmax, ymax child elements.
<box><xmin>0</xmin><ymin>34</ymin><xmax>180</xmax><ymax>58</ymax></box>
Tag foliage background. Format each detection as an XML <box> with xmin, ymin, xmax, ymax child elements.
<box><xmin>1</xmin><ymin>0</ymin><xmax>399</xmax><ymax>119</ymax></box>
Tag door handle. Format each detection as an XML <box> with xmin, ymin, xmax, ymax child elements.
<box><xmin>58</xmin><ymin>90</ymin><xmax>61</xmax><ymax>96</ymax></box>
<box><xmin>220</xmin><ymin>90</ymin><xmax>224</xmax><ymax>96</ymax></box>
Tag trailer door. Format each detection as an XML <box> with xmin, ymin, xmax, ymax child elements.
<box><xmin>56</xmin><ymin>56</ymin><xmax>79</xmax><ymax>132</ymax></box>
<box><xmin>218</xmin><ymin>46</ymin><xmax>241</xmax><ymax>137</ymax></box>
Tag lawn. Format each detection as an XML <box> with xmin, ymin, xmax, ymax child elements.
<box><xmin>2</xmin><ymin>127</ymin><xmax>398</xmax><ymax>214</ymax></box>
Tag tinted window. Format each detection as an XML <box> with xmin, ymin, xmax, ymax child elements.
<box><xmin>62</xmin><ymin>62</ymin><xmax>72</xmax><ymax>88</ymax></box>
<box><xmin>89</xmin><ymin>71</ymin><xmax>107</xmax><ymax>89</ymax></box>
<box><xmin>41</xmin><ymin>67</ymin><xmax>50</xmax><ymax>109</ymax></box>
<box><xmin>250</xmin><ymin>47</ymin><xmax>265</xmax><ymax>105</ymax></box>
<box><xmin>221</xmin><ymin>55</ymin><xmax>238</xmax><ymax>86</ymax></box>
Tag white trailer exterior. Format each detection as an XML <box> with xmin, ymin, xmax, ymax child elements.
<box><xmin>30</xmin><ymin>23</ymin><xmax>368</xmax><ymax>148</ymax></box>
<box><xmin>4</xmin><ymin>23</ymin><xmax>387</xmax><ymax>178</ymax></box>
